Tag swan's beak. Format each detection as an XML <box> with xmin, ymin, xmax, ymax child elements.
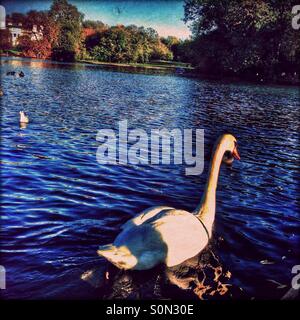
<box><xmin>232</xmin><ymin>146</ymin><xmax>241</xmax><ymax>160</ymax></box>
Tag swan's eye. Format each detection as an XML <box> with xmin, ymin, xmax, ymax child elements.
<box><xmin>222</xmin><ymin>151</ymin><xmax>234</xmax><ymax>165</ymax></box>
<box><xmin>224</xmin><ymin>151</ymin><xmax>232</xmax><ymax>158</ymax></box>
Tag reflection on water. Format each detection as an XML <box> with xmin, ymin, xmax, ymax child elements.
<box><xmin>0</xmin><ymin>57</ymin><xmax>299</xmax><ymax>300</ymax></box>
<box><xmin>82</xmin><ymin>243</ymin><xmax>245</xmax><ymax>300</ymax></box>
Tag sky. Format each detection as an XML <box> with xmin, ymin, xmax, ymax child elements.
<box><xmin>1</xmin><ymin>0</ymin><xmax>191</xmax><ymax>39</ymax></box>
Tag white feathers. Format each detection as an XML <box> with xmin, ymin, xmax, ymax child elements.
<box><xmin>97</xmin><ymin>134</ymin><xmax>239</xmax><ymax>270</ymax></box>
<box><xmin>19</xmin><ymin>111</ymin><xmax>29</xmax><ymax>123</ymax></box>
<box><xmin>98</xmin><ymin>208</ymin><xmax>209</xmax><ymax>270</ymax></box>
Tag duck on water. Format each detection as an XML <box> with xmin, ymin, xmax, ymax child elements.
<box><xmin>98</xmin><ymin>134</ymin><xmax>241</xmax><ymax>270</ymax></box>
<box><xmin>6</xmin><ymin>71</ymin><xmax>25</xmax><ymax>77</ymax></box>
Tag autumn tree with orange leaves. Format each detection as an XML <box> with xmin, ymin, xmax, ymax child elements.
<box><xmin>18</xmin><ymin>11</ymin><xmax>59</xmax><ymax>59</ymax></box>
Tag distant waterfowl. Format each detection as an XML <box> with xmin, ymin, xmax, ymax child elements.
<box><xmin>98</xmin><ymin>134</ymin><xmax>240</xmax><ymax>270</ymax></box>
<box><xmin>19</xmin><ymin>111</ymin><xmax>29</xmax><ymax>124</ymax></box>
<box><xmin>0</xmin><ymin>88</ymin><xmax>3</xmax><ymax>96</ymax></box>
<box><xmin>6</xmin><ymin>71</ymin><xmax>25</xmax><ymax>77</ymax></box>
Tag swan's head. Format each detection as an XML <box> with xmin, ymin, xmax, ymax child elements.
<box><xmin>220</xmin><ymin>134</ymin><xmax>240</xmax><ymax>162</ymax></box>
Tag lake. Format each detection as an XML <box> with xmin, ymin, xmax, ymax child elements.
<box><xmin>0</xmin><ymin>57</ymin><xmax>299</xmax><ymax>299</ymax></box>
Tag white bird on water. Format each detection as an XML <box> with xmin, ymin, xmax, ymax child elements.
<box><xmin>97</xmin><ymin>134</ymin><xmax>241</xmax><ymax>270</ymax></box>
<box><xmin>19</xmin><ymin>111</ymin><xmax>29</xmax><ymax>124</ymax></box>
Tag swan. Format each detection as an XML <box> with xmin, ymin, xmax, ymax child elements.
<box><xmin>97</xmin><ymin>134</ymin><xmax>240</xmax><ymax>270</ymax></box>
<box><xmin>19</xmin><ymin>111</ymin><xmax>29</xmax><ymax>124</ymax></box>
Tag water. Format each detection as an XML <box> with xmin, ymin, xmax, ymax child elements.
<box><xmin>0</xmin><ymin>57</ymin><xmax>299</xmax><ymax>299</ymax></box>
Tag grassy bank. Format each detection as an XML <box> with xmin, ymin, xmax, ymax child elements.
<box><xmin>79</xmin><ymin>59</ymin><xmax>194</xmax><ymax>71</ymax></box>
<box><xmin>0</xmin><ymin>49</ymin><xmax>23</xmax><ymax>57</ymax></box>
<box><xmin>0</xmin><ymin>50</ymin><xmax>194</xmax><ymax>73</ymax></box>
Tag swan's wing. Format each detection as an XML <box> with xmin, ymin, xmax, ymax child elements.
<box><xmin>115</xmin><ymin>209</ymin><xmax>208</xmax><ymax>269</ymax></box>
<box><xmin>114</xmin><ymin>221</ymin><xmax>169</xmax><ymax>270</ymax></box>
<box><xmin>120</xmin><ymin>206</ymin><xmax>174</xmax><ymax>231</ymax></box>
<box><xmin>149</xmin><ymin>209</ymin><xmax>209</xmax><ymax>267</ymax></box>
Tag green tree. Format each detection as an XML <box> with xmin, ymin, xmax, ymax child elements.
<box><xmin>161</xmin><ymin>36</ymin><xmax>180</xmax><ymax>50</ymax></box>
<box><xmin>176</xmin><ymin>39</ymin><xmax>194</xmax><ymax>62</ymax></box>
<box><xmin>49</xmin><ymin>0</ymin><xmax>84</xmax><ymax>61</ymax></box>
<box><xmin>86</xmin><ymin>24</ymin><xmax>173</xmax><ymax>63</ymax></box>
<box><xmin>83</xmin><ymin>20</ymin><xmax>107</xmax><ymax>31</ymax></box>
<box><xmin>184</xmin><ymin>0</ymin><xmax>300</xmax><ymax>82</ymax></box>
<box><xmin>161</xmin><ymin>36</ymin><xmax>180</xmax><ymax>60</ymax></box>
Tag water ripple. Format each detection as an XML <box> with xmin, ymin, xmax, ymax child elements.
<box><xmin>0</xmin><ymin>57</ymin><xmax>299</xmax><ymax>299</ymax></box>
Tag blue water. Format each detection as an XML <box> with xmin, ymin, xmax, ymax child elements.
<box><xmin>0</xmin><ymin>57</ymin><xmax>299</xmax><ymax>299</ymax></box>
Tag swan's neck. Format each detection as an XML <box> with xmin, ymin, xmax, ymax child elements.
<box><xmin>195</xmin><ymin>141</ymin><xmax>226</xmax><ymax>233</ymax></box>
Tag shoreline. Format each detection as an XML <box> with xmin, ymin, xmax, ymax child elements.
<box><xmin>78</xmin><ymin>59</ymin><xmax>194</xmax><ymax>71</ymax></box>
<box><xmin>0</xmin><ymin>52</ymin><xmax>194</xmax><ymax>72</ymax></box>
<box><xmin>1</xmin><ymin>53</ymin><xmax>299</xmax><ymax>87</ymax></box>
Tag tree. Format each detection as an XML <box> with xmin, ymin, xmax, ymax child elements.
<box><xmin>83</xmin><ymin>20</ymin><xmax>106</xmax><ymax>30</ymax></box>
<box><xmin>161</xmin><ymin>36</ymin><xmax>180</xmax><ymax>60</ymax></box>
<box><xmin>161</xmin><ymin>36</ymin><xmax>180</xmax><ymax>49</ymax></box>
<box><xmin>0</xmin><ymin>29</ymin><xmax>12</xmax><ymax>50</ymax></box>
<box><xmin>151</xmin><ymin>41</ymin><xmax>173</xmax><ymax>61</ymax></box>
<box><xmin>6</xmin><ymin>12</ymin><xmax>26</xmax><ymax>25</ymax></box>
<box><xmin>49</xmin><ymin>0</ymin><xmax>84</xmax><ymax>61</ymax></box>
<box><xmin>18</xmin><ymin>14</ymin><xmax>59</xmax><ymax>59</ymax></box>
<box><xmin>86</xmin><ymin>24</ymin><xmax>173</xmax><ymax>63</ymax></box>
<box><xmin>183</xmin><ymin>0</ymin><xmax>300</xmax><ymax>81</ymax></box>
<box><xmin>25</xmin><ymin>10</ymin><xmax>48</xmax><ymax>29</ymax></box>
<box><xmin>176</xmin><ymin>39</ymin><xmax>194</xmax><ymax>62</ymax></box>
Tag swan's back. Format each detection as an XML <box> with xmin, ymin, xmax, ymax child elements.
<box><xmin>114</xmin><ymin>207</ymin><xmax>209</xmax><ymax>268</ymax></box>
